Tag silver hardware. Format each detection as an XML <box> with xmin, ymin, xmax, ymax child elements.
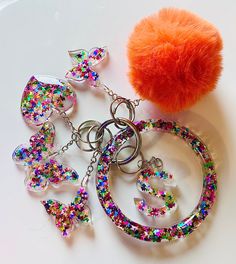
<box><xmin>53</xmin><ymin>84</ymin><xmax>144</xmax><ymax>186</ymax></box>
<box><xmin>81</xmin><ymin>150</ymin><xmax>101</xmax><ymax>187</ymax></box>
<box><xmin>115</xmin><ymin>145</ymin><xmax>145</xmax><ymax>174</ymax></box>
<box><xmin>110</xmin><ymin>97</ymin><xmax>135</xmax><ymax>128</ymax></box>
<box><xmin>96</xmin><ymin>118</ymin><xmax>142</xmax><ymax>165</ymax></box>
<box><xmin>102</xmin><ymin>83</ymin><xmax>143</xmax><ymax>108</ymax></box>
<box><xmin>143</xmin><ymin>157</ymin><xmax>164</xmax><ymax>171</ymax></box>
<box><xmin>58</xmin><ymin>110</ymin><xmax>77</xmax><ymax>132</ymax></box>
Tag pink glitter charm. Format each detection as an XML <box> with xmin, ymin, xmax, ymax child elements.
<box><xmin>65</xmin><ymin>47</ymin><xmax>107</xmax><ymax>87</ymax></box>
<box><xmin>21</xmin><ymin>75</ymin><xmax>76</xmax><ymax>126</ymax></box>
<box><xmin>41</xmin><ymin>187</ymin><xmax>91</xmax><ymax>237</ymax></box>
<box><xmin>12</xmin><ymin>122</ymin><xmax>79</xmax><ymax>192</ymax></box>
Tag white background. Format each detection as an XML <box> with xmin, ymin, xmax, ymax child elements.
<box><xmin>0</xmin><ymin>0</ymin><xmax>235</xmax><ymax>263</ymax></box>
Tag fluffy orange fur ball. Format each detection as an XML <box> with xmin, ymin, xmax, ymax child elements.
<box><xmin>128</xmin><ymin>8</ymin><xmax>223</xmax><ymax>112</ymax></box>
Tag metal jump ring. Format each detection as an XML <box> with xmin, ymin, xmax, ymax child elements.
<box><xmin>96</xmin><ymin>118</ymin><xmax>142</xmax><ymax>165</ymax></box>
<box><xmin>115</xmin><ymin>145</ymin><xmax>145</xmax><ymax>174</ymax></box>
<box><xmin>86</xmin><ymin>124</ymin><xmax>113</xmax><ymax>151</ymax></box>
<box><xmin>76</xmin><ymin>120</ymin><xmax>104</xmax><ymax>151</ymax></box>
<box><xmin>76</xmin><ymin>120</ymin><xmax>113</xmax><ymax>152</ymax></box>
<box><xmin>143</xmin><ymin>157</ymin><xmax>163</xmax><ymax>171</ymax></box>
<box><xmin>78</xmin><ymin>120</ymin><xmax>102</xmax><ymax>144</ymax></box>
<box><xmin>110</xmin><ymin>97</ymin><xmax>135</xmax><ymax>128</ymax></box>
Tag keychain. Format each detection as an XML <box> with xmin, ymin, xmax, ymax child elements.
<box><xmin>13</xmin><ymin>8</ymin><xmax>222</xmax><ymax>242</ymax></box>
<box><xmin>13</xmin><ymin>63</ymin><xmax>217</xmax><ymax>240</ymax></box>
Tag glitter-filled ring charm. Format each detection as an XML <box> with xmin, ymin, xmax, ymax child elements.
<box><xmin>96</xmin><ymin>119</ymin><xmax>217</xmax><ymax>242</ymax></box>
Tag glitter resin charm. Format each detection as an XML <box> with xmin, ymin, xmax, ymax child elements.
<box><xmin>12</xmin><ymin>122</ymin><xmax>55</xmax><ymax>166</ymax></box>
<box><xmin>25</xmin><ymin>159</ymin><xmax>80</xmax><ymax>192</ymax></box>
<box><xmin>135</xmin><ymin>157</ymin><xmax>177</xmax><ymax>217</ymax></box>
<box><xmin>65</xmin><ymin>47</ymin><xmax>107</xmax><ymax>87</ymax></box>
<box><xmin>12</xmin><ymin>122</ymin><xmax>79</xmax><ymax>192</ymax></box>
<box><xmin>97</xmin><ymin>119</ymin><xmax>217</xmax><ymax>242</ymax></box>
<box><xmin>21</xmin><ymin>75</ymin><xmax>76</xmax><ymax>126</ymax></box>
<box><xmin>42</xmin><ymin>187</ymin><xmax>91</xmax><ymax>237</ymax></box>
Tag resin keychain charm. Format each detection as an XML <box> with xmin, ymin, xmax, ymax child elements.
<box><xmin>65</xmin><ymin>47</ymin><xmax>107</xmax><ymax>86</ymax></box>
<box><xmin>12</xmin><ymin>122</ymin><xmax>79</xmax><ymax>192</ymax></box>
<box><xmin>21</xmin><ymin>75</ymin><xmax>76</xmax><ymax>126</ymax></box>
<box><xmin>97</xmin><ymin>119</ymin><xmax>217</xmax><ymax>242</ymax></box>
<box><xmin>135</xmin><ymin>157</ymin><xmax>177</xmax><ymax>217</ymax></box>
<box><xmin>13</xmin><ymin>37</ymin><xmax>219</xmax><ymax>244</ymax></box>
<box><xmin>42</xmin><ymin>186</ymin><xmax>91</xmax><ymax>237</ymax></box>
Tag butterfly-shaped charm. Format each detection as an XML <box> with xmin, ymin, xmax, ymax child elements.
<box><xmin>41</xmin><ymin>187</ymin><xmax>91</xmax><ymax>237</ymax></box>
<box><xmin>65</xmin><ymin>47</ymin><xmax>107</xmax><ymax>87</ymax></box>
<box><xmin>12</xmin><ymin>122</ymin><xmax>79</xmax><ymax>192</ymax></box>
<box><xmin>134</xmin><ymin>157</ymin><xmax>177</xmax><ymax>217</ymax></box>
<box><xmin>21</xmin><ymin>75</ymin><xmax>76</xmax><ymax>126</ymax></box>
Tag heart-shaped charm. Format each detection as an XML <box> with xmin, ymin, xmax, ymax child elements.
<box><xmin>21</xmin><ymin>75</ymin><xmax>76</xmax><ymax>126</ymax></box>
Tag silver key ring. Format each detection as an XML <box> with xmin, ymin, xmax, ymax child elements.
<box><xmin>110</xmin><ymin>97</ymin><xmax>135</xmax><ymax>129</ymax></box>
<box><xmin>76</xmin><ymin>120</ymin><xmax>104</xmax><ymax>152</ymax></box>
<box><xmin>115</xmin><ymin>145</ymin><xmax>144</xmax><ymax>174</ymax></box>
<box><xmin>96</xmin><ymin>118</ymin><xmax>142</xmax><ymax>165</ymax></box>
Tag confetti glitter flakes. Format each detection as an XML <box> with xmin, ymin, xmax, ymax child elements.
<box><xmin>42</xmin><ymin>187</ymin><xmax>90</xmax><ymax>237</ymax></box>
<box><xmin>12</xmin><ymin>122</ymin><xmax>55</xmax><ymax>166</ymax></box>
<box><xmin>65</xmin><ymin>47</ymin><xmax>107</xmax><ymax>87</ymax></box>
<box><xmin>135</xmin><ymin>158</ymin><xmax>177</xmax><ymax>217</ymax></box>
<box><xmin>21</xmin><ymin>75</ymin><xmax>76</xmax><ymax>126</ymax></box>
<box><xmin>96</xmin><ymin>119</ymin><xmax>217</xmax><ymax>242</ymax></box>
<box><xmin>12</xmin><ymin>122</ymin><xmax>79</xmax><ymax>192</ymax></box>
<box><xmin>25</xmin><ymin>159</ymin><xmax>80</xmax><ymax>192</ymax></box>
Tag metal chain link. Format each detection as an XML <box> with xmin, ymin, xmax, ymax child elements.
<box><xmin>48</xmin><ymin>110</ymin><xmax>79</xmax><ymax>156</ymax></box>
<box><xmin>49</xmin><ymin>131</ymin><xmax>78</xmax><ymax>157</ymax></box>
<box><xmin>59</xmin><ymin>111</ymin><xmax>77</xmax><ymax>132</ymax></box>
<box><xmin>102</xmin><ymin>83</ymin><xmax>143</xmax><ymax>108</ymax></box>
<box><xmin>51</xmin><ymin>84</ymin><xmax>144</xmax><ymax>186</ymax></box>
<box><xmin>60</xmin><ymin>138</ymin><xmax>75</xmax><ymax>154</ymax></box>
<box><xmin>102</xmin><ymin>84</ymin><xmax>119</xmax><ymax>101</ymax></box>
<box><xmin>131</xmin><ymin>98</ymin><xmax>143</xmax><ymax>108</ymax></box>
<box><xmin>81</xmin><ymin>150</ymin><xmax>101</xmax><ymax>187</ymax></box>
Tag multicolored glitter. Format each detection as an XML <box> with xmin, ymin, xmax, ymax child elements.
<box><xmin>135</xmin><ymin>157</ymin><xmax>176</xmax><ymax>217</ymax></box>
<box><xmin>41</xmin><ymin>187</ymin><xmax>90</xmax><ymax>237</ymax></box>
<box><xmin>25</xmin><ymin>159</ymin><xmax>79</xmax><ymax>192</ymax></box>
<box><xmin>65</xmin><ymin>47</ymin><xmax>107</xmax><ymax>87</ymax></box>
<box><xmin>12</xmin><ymin>122</ymin><xmax>55</xmax><ymax>166</ymax></box>
<box><xmin>21</xmin><ymin>75</ymin><xmax>76</xmax><ymax>126</ymax></box>
<box><xmin>12</xmin><ymin>122</ymin><xmax>79</xmax><ymax>192</ymax></box>
<box><xmin>96</xmin><ymin>119</ymin><xmax>217</xmax><ymax>242</ymax></box>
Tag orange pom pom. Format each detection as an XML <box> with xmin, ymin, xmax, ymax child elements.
<box><xmin>127</xmin><ymin>8</ymin><xmax>223</xmax><ymax>112</ymax></box>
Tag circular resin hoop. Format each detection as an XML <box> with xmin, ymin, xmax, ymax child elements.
<box><xmin>96</xmin><ymin>119</ymin><xmax>217</xmax><ymax>242</ymax></box>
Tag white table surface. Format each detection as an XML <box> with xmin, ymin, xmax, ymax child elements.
<box><xmin>0</xmin><ymin>0</ymin><xmax>235</xmax><ymax>263</ymax></box>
